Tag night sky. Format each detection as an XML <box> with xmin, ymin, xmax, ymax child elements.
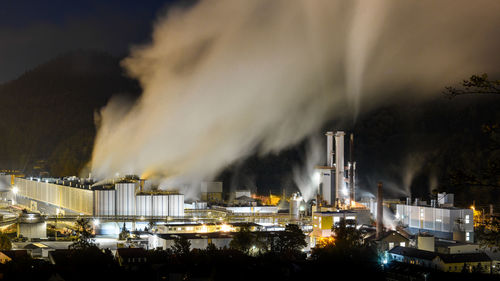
<box><xmin>0</xmin><ymin>0</ymin><xmax>178</xmax><ymax>82</ymax></box>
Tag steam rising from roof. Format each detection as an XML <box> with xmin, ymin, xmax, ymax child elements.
<box><xmin>90</xmin><ymin>0</ymin><xmax>500</xmax><ymax>188</ymax></box>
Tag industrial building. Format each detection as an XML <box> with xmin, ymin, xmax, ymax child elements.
<box><xmin>395</xmin><ymin>194</ymin><xmax>474</xmax><ymax>243</ymax></box>
<box><xmin>12</xmin><ymin>177</ymin><xmax>184</xmax><ymax>218</ymax></box>
<box><xmin>201</xmin><ymin>182</ymin><xmax>222</xmax><ymax>202</ymax></box>
<box><xmin>316</xmin><ymin>131</ymin><xmax>356</xmax><ymax>208</ymax></box>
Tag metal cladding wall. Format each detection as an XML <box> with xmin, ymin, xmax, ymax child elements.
<box><xmin>168</xmin><ymin>194</ymin><xmax>184</xmax><ymax>217</ymax></box>
<box><xmin>15</xmin><ymin>178</ymin><xmax>93</xmax><ymax>215</ymax></box>
<box><xmin>94</xmin><ymin>189</ymin><xmax>115</xmax><ymax>216</ymax></box>
<box><xmin>115</xmin><ymin>183</ymin><xmax>136</xmax><ymax>216</ymax></box>
<box><xmin>136</xmin><ymin>194</ymin><xmax>152</xmax><ymax>217</ymax></box>
<box><xmin>152</xmin><ymin>195</ymin><xmax>169</xmax><ymax>217</ymax></box>
<box><xmin>396</xmin><ymin>204</ymin><xmax>473</xmax><ymax>234</ymax></box>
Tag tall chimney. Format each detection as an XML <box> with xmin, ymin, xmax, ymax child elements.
<box><xmin>376</xmin><ymin>182</ymin><xmax>383</xmax><ymax>239</ymax></box>
<box><xmin>335</xmin><ymin>131</ymin><xmax>345</xmax><ymax>203</ymax></box>
<box><xmin>326</xmin><ymin>132</ymin><xmax>334</xmax><ymax>167</ymax></box>
<box><xmin>349</xmin><ymin>133</ymin><xmax>355</xmax><ymax>204</ymax></box>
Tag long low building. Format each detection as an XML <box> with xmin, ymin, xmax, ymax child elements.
<box><xmin>396</xmin><ymin>202</ymin><xmax>474</xmax><ymax>243</ymax></box>
<box><xmin>13</xmin><ymin>177</ymin><xmax>184</xmax><ymax>217</ymax></box>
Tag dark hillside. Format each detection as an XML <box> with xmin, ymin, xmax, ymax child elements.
<box><xmin>0</xmin><ymin>51</ymin><xmax>140</xmax><ymax>175</ymax></box>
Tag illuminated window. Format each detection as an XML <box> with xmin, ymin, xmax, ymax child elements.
<box><xmin>465</xmin><ymin>215</ymin><xmax>470</xmax><ymax>224</ymax></box>
<box><xmin>400</xmin><ymin>242</ymin><xmax>406</xmax><ymax>247</ymax></box>
<box><xmin>333</xmin><ymin>217</ymin><xmax>340</xmax><ymax>224</ymax></box>
<box><xmin>389</xmin><ymin>242</ymin><xmax>394</xmax><ymax>249</ymax></box>
<box><xmin>466</xmin><ymin>232</ymin><xmax>470</xmax><ymax>241</ymax></box>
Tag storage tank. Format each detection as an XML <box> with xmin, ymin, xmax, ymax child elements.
<box><xmin>115</xmin><ymin>183</ymin><xmax>136</xmax><ymax>216</ymax></box>
<box><xmin>168</xmin><ymin>194</ymin><xmax>184</xmax><ymax>217</ymax></box>
<box><xmin>94</xmin><ymin>189</ymin><xmax>115</xmax><ymax>216</ymax></box>
<box><xmin>152</xmin><ymin>194</ymin><xmax>169</xmax><ymax>217</ymax></box>
<box><xmin>136</xmin><ymin>194</ymin><xmax>152</xmax><ymax>217</ymax></box>
<box><xmin>289</xmin><ymin>193</ymin><xmax>302</xmax><ymax>220</ymax></box>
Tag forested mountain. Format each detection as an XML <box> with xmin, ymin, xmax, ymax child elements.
<box><xmin>0</xmin><ymin>51</ymin><xmax>140</xmax><ymax>176</ymax></box>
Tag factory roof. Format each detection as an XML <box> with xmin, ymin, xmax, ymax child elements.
<box><xmin>365</xmin><ymin>230</ymin><xmax>409</xmax><ymax>242</ymax></box>
<box><xmin>155</xmin><ymin>232</ymin><xmax>235</xmax><ymax>240</ymax></box>
<box><xmin>434</xmin><ymin>240</ymin><xmax>474</xmax><ymax>248</ymax></box>
<box><xmin>313</xmin><ymin>210</ymin><xmax>357</xmax><ymax>216</ymax></box>
<box><xmin>314</xmin><ymin>166</ymin><xmax>336</xmax><ymax>170</ymax></box>
<box><xmin>395</xmin><ymin>203</ymin><xmax>470</xmax><ymax>211</ymax></box>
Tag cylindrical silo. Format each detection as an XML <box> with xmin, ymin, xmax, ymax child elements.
<box><xmin>289</xmin><ymin>193</ymin><xmax>302</xmax><ymax>220</ymax></box>
<box><xmin>115</xmin><ymin>183</ymin><xmax>136</xmax><ymax>217</ymax></box>
<box><xmin>136</xmin><ymin>194</ymin><xmax>152</xmax><ymax>217</ymax></box>
<box><xmin>168</xmin><ymin>194</ymin><xmax>184</xmax><ymax>217</ymax></box>
<box><xmin>152</xmin><ymin>194</ymin><xmax>169</xmax><ymax>217</ymax></box>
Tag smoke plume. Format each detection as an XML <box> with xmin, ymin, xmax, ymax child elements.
<box><xmin>293</xmin><ymin>137</ymin><xmax>323</xmax><ymax>202</ymax></box>
<box><xmin>91</xmin><ymin>0</ymin><xmax>500</xmax><ymax>188</ymax></box>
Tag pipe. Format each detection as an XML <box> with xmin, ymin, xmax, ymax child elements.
<box><xmin>376</xmin><ymin>182</ymin><xmax>383</xmax><ymax>239</ymax></box>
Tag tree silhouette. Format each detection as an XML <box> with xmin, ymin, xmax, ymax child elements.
<box><xmin>445</xmin><ymin>74</ymin><xmax>500</xmax><ymax>98</ymax></box>
<box><xmin>229</xmin><ymin>226</ymin><xmax>254</xmax><ymax>253</ymax></box>
<box><xmin>172</xmin><ymin>236</ymin><xmax>191</xmax><ymax>255</ymax></box>
<box><xmin>69</xmin><ymin>218</ymin><xmax>96</xmax><ymax>249</ymax></box>
<box><xmin>275</xmin><ymin>224</ymin><xmax>307</xmax><ymax>253</ymax></box>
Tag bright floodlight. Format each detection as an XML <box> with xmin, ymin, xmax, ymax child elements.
<box><xmin>12</xmin><ymin>186</ymin><xmax>18</xmax><ymax>194</ymax></box>
<box><xmin>93</xmin><ymin>219</ymin><xmax>100</xmax><ymax>226</ymax></box>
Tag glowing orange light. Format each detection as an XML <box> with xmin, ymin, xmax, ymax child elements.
<box><xmin>316</xmin><ymin>236</ymin><xmax>335</xmax><ymax>248</ymax></box>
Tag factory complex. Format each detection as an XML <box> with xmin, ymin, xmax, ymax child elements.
<box><xmin>1</xmin><ymin>130</ymin><xmax>498</xmax><ymax>275</ymax></box>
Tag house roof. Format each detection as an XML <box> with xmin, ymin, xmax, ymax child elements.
<box><xmin>438</xmin><ymin>252</ymin><xmax>491</xmax><ymax>263</ymax></box>
<box><xmin>0</xmin><ymin>252</ymin><xmax>12</xmax><ymax>262</ymax></box>
<box><xmin>48</xmin><ymin>249</ymin><xmax>71</xmax><ymax>265</ymax></box>
<box><xmin>24</xmin><ymin>243</ymin><xmax>49</xmax><ymax>249</ymax></box>
<box><xmin>390</xmin><ymin>246</ymin><xmax>492</xmax><ymax>264</ymax></box>
<box><xmin>1</xmin><ymin>250</ymin><xmax>28</xmax><ymax>259</ymax></box>
<box><xmin>389</xmin><ymin>246</ymin><xmax>438</xmax><ymax>260</ymax></box>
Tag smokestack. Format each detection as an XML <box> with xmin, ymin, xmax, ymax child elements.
<box><xmin>349</xmin><ymin>133</ymin><xmax>355</xmax><ymax>204</ymax></box>
<box><xmin>139</xmin><ymin>179</ymin><xmax>145</xmax><ymax>192</ymax></box>
<box><xmin>326</xmin><ymin>132</ymin><xmax>334</xmax><ymax>167</ymax></box>
<box><xmin>335</xmin><ymin>131</ymin><xmax>345</xmax><ymax>203</ymax></box>
<box><xmin>376</xmin><ymin>182</ymin><xmax>383</xmax><ymax>239</ymax></box>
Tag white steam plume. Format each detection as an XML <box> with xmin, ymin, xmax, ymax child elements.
<box><xmin>91</xmin><ymin>0</ymin><xmax>500</xmax><ymax>188</ymax></box>
<box><xmin>293</xmin><ymin>137</ymin><xmax>323</xmax><ymax>202</ymax></box>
